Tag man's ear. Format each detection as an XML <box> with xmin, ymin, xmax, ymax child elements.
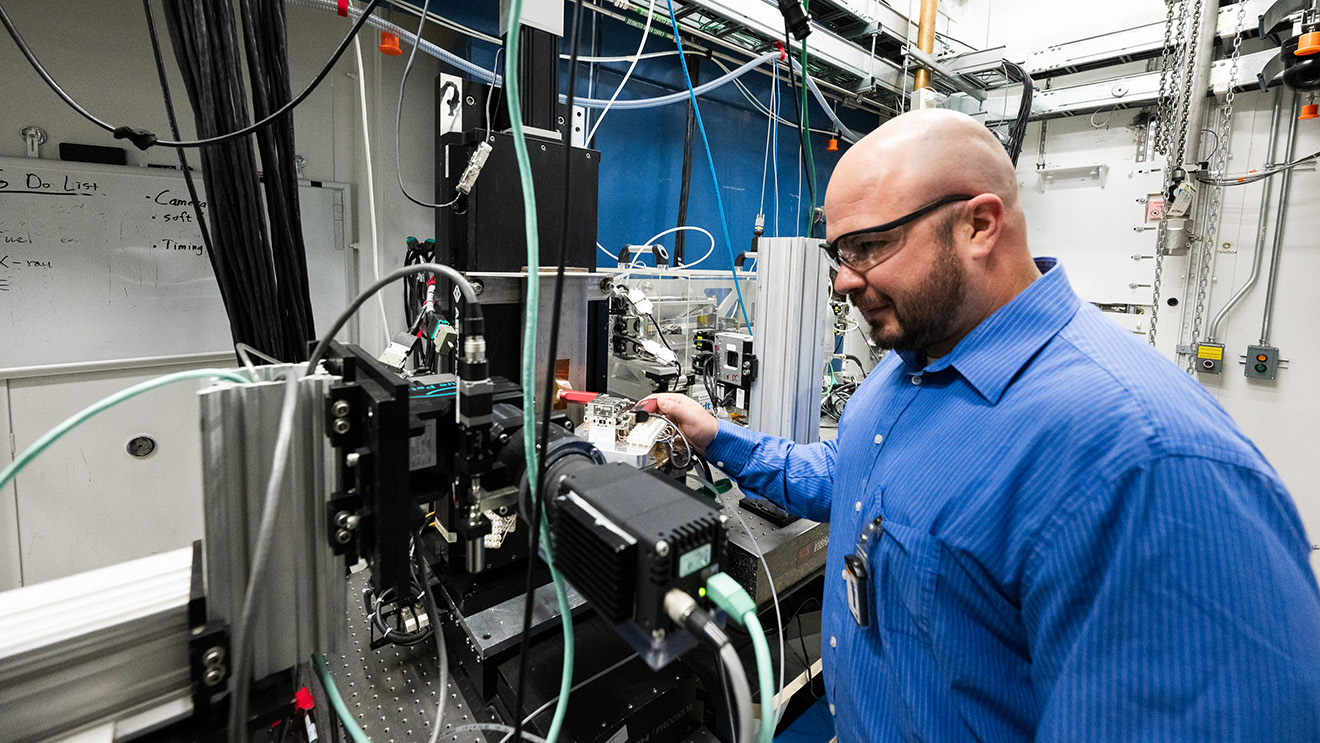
<box><xmin>962</xmin><ymin>194</ymin><xmax>1004</xmax><ymax>259</ymax></box>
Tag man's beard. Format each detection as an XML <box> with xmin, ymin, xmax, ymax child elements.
<box><xmin>866</xmin><ymin>237</ymin><xmax>966</xmax><ymax>353</ymax></box>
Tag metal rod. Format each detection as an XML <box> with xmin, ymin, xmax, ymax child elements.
<box><xmin>1180</xmin><ymin>0</ymin><xmax>1220</xmax><ymax>173</ymax></box>
<box><xmin>1206</xmin><ymin>86</ymin><xmax>1283</xmax><ymax>342</ymax></box>
<box><xmin>912</xmin><ymin>0</ymin><xmax>938</xmax><ymax>91</ymax></box>
<box><xmin>1260</xmin><ymin>90</ymin><xmax>1301</xmax><ymax>345</ymax></box>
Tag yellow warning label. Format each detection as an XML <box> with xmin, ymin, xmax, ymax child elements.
<box><xmin>1197</xmin><ymin>345</ymin><xmax>1224</xmax><ymax>360</ymax></box>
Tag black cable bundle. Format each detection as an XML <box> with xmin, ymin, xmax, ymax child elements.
<box><xmin>1003</xmin><ymin>61</ymin><xmax>1034</xmax><ymax>166</ymax></box>
<box><xmin>239</xmin><ymin>0</ymin><xmax>316</xmax><ymax>356</ymax></box>
<box><xmin>160</xmin><ymin>0</ymin><xmax>314</xmax><ymax>361</ymax></box>
<box><xmin>675</xmin><ymin>57</ymin><xmax>700</xmax><ymax>264</ymax></box>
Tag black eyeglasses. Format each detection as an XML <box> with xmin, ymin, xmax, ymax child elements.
<box><xmin>821</xmin><ymin>194</ymin><xmax>974</xmax><ymax>273</ymax></box>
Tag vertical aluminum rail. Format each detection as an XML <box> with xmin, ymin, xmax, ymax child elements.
<box><xmin>200</xmin><ymin>365</ymin><xmax>345</xmax><ymax>682</ymax></box>
<box><xmin>1206</xmin><ymin>87</ymin><xmax>1284</xmax><ymax>342</ymax></box>
<box><xmin>1260</xmin><ymin>92</ymin><xmax>1302</xmax><ymax>345</ymax></box>
<box><xmin>749</xmin><ymin>237</ymin><xmax>831</xmax><ymax>444</ymax></box>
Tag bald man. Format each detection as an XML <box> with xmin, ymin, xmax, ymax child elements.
<box><xmin>653</xmin><ymin>110</ymin><xmax>1320</xmax><ymax>741</ymax></box>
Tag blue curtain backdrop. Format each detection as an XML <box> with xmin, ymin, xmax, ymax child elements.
<box><xmin>418</xmin><ymin>1</ymin><xmax>879</xmax><ymax>271</ymax></box>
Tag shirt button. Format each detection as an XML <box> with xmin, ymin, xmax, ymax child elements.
<box><xmin>873</xmin><ymin>434</ymin><xmax>883</xmax><ymax>444</ymax></box>
<box><xmin>830</xmin><ymin>636</ymin><xmax>837</xmax><ymax>648</ymax></box>
<box><xmin>855</xmin><ymin>501</ymin><xmax>862</xmax><ymax>512</ymax></box>
<box><xmin>911</xmin><ymin>375</ymin><xmax>923</xmax><ymax>386</ymax></box>
<box><xmin>716</xmin><ymin>461</ymin><xmax>724</xmax><ymax>468</ymax></box>
<box><xmin>829</xmin><ymin>704</ymin><xmax>836</xmax><ymax>716</ymax></box>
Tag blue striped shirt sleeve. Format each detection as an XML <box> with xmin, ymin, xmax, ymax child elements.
<box><xmin>704</xmin><ymin>420</ymin><xmax>838</xmax><ymax>524</ymax></box>
<box><xmin>1024</xmin><ymin>454</ymin><xmax>1320</xmax><ymax>742</ymax></box>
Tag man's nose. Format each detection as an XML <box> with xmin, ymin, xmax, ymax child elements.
<box><xmin>833</xmin><ymin>263</ymin><xmax>865</xmax><ymax>295</ymax></box>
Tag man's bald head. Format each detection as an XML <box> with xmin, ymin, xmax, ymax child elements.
<box><xmin>825</xmin><ymin>109</ymin><xmax>1022</xmax><ymax>235</ymax></box>
<box><xmin>823</xmin><ymin>109</ymin><xmax>1041</xmax><ymax>358</ymax></box>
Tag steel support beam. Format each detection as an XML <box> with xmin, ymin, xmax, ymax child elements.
<box><xmin>980</xmin><ymin>48</ymin><xmax>1276</xmax><ymax>124</ymax></box>
<box><xmin>681</xmin><ymin>0</ymin><xmax>907</xmax><ymax>93</ymax></box>
<box><xmin>1023</xmin><ymin>0</ymin><xmax>1272</xmax><ymax>77</ymax></box>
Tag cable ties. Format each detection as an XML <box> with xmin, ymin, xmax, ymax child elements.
<box><xmin>112</xmin><ymin>126</ymin><xmax>158</xmax><ymax>150</ymax></box>
<box><xmin>775</xmin><ymin>40</ymin><xmax>787</xmax><ymax>61</ymax></box>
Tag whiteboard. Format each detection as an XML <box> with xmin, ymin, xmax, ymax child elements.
<box><xmin>0</xmin><ymin>156</ymin><xmax>355</xmax><ymax>372</ymax></box>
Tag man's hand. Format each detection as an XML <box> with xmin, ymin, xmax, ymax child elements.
<box><xmin>646</xmin><ymin>393</ymin><xmax>719</xmax><ymax>452</ymax></box>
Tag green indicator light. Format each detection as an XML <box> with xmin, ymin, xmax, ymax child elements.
<box><xmin>1255</xmin><ymin>364</ymin><xmax>1268</xmax><ymax>373</ymax></box>
<box><xmin>698</xmin><ymin>586</ymin><xmax>706</xmax><ymax>597</ymax></box>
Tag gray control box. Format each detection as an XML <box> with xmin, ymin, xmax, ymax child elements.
<box><xmin>1245</xmin><ymin>345</ymin><xmax>1279</xmax><ymax>380</ymax></box>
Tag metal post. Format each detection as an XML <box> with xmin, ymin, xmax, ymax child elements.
<box><xmin>1260</xmin><ymin>91</ymin><xmax>1302</xmax><ymax>345</ymax></box>
<box><xmin>749</xmin><ymin>237</ymin><xmax>831</xmax><ymax>444</ymax></box>
<box><xmin>1206</xmin><ymin>87</ymin><xmax>1284</xmax><ymax>342</ymax></box>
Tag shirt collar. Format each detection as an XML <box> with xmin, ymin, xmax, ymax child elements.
<box><xmin>897</xmin><ymin>258</ymin><xmax>1080</xmax><ymax>404</ymax></box>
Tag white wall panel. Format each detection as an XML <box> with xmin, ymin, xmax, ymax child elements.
<box><xmin>7</xmin><ymin>361</ymin><xmax>213</xmax><ymax>584</ymax></box>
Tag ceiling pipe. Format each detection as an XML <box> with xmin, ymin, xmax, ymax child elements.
<box><xmin>912</xmin><ymin>0</ymin><xmax>939</xmax><ymax>93</ymax></box>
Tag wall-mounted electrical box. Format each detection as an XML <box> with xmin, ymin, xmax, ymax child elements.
<box><xmin>1195</xmin><ymin>342</ymin><xmax>1224</xmax><ymax>374</ymax></box>
<box><xmin>1244</xmin><ymin>345</ymin><xmax>1280</xmax><ymax>381</ymax></box>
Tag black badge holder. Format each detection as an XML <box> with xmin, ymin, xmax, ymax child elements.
<box><xmin>843</xmin><ymin>515</ymin><xmax>884</xmax><ymax>627</ymax></box>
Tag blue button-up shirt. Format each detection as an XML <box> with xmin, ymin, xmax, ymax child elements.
<box><xmin>707</xmin><ymin>259</ymin><xmax>1320</xmax><ymax>742</ymax></box>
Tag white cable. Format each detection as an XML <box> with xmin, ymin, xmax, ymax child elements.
<box><xmin>353</xmin><ymin>34</ymin><xmax>391</xmax><ymax>345</ymax></box>
<box><xmin>569</xmin><ymin>51</ymin><xmax>779</xmax><ymax>110</ymax></box>
<box><xmin>638</xmin><ymin>226</ymin><xmax>716</xmax><ymax>268</ymax></box>
<box><xmin>564</xmin><ymin>50</ymin><xmax>682</xmax><ymax>63</ymax></box>
<box><xmin>389</xmin><ymin>0</ymin><xmax>500</xmax><ymax>45</ymax></box>
<box><xmin>718</xmin><ymin>642</ymin><xmax>755</xmax><ymax>743</ymax></box>
<box><xmin>710</xmin><ymin>57</ymin><xmax>835</xmax><ymax>137</ymax></box>
<box><xmin>790</xmin><ymin>57</ymin><xmax>861</xmax><ymax>143</ymax></box>
<box><xmin>586</xmin><ymin>0</ymin><xmax>657</xmax><ymax>144</ymax></box>
<box><xmin>597</xmin><ymin>242</ymin><xmax>618</xmax><ymax>260</ymax></box>
<box><xmin>396</xmin><ymin>1</ymin><xmax>460</xmax><ymax>210</ymax></box>
<box><xmin>729</xmin><ymin>507</ymin><xmax>787</xmax><ymax>726</ymax></box>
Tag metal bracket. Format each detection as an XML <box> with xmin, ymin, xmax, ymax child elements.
<box><xmin>186</xmin><ymin>541</ymin><xmax>230</xmax><ymax>711</ymax></box>
<box><xmin>20</xmin><ymin>126</ymin><xmax>46</xmax><ymax>159</ymax></box>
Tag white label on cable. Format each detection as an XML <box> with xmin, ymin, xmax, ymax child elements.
<box><xmin>627</xmin><ymin>288</ymin><xmax>653</xmax><ymax>315</ymax></box>
<box><xmin>736</xmin><ymin>388</ymin><xmax>746</xmax><ymax>409</ymax></box>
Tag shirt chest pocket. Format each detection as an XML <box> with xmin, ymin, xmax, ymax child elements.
<box><xmin>869</xmin><ymin>519</ymin><xmax>942</xmax><ymax>638</ymax></box>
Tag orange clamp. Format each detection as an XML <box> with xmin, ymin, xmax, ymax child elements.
<box><xmin>1296</xmin><ymin>31</ymin><xmax>1320</xmax><ymax>56</ymax></box>
<box><xmin>379</xmin><ymin>31</ymin><xmax>402</xmax><ymax>56</ymax></box>
<box><xmin>827</xmin><ymin>136</ymin><xmax>839</xmax><ymax>151</ymax></box>
<box><xmin>1301</xmin><ymin>103</ymin><xmax>1319</xmax><ymax>120</ymax></box>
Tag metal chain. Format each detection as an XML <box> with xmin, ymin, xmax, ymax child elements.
<box><xmin>1173</xmin><ymin>0</ymin><xmax>1202</xmax><ymax>169</ymax></box>
<box><xmin>1186</xmin><ymin>0</ymin><xmax>1246</xmax><ymax>367</ymax></box>
<box><xmin>1149</xmin><ymin>0</ymin><xmax>1191</xmax><ymax>346</ymax></box>
<box><xmin>1154</xmin><ymin>0</ymin><xmax>1180</xmax><ymax>156</ymax></box>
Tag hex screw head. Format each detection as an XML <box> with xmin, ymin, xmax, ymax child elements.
<box><xmin>202</xmin><ymin>646</ymin><xmax>225</xmax><ymax>667</ymax></box>
<box><xmin>335</xmin><ymin>528</ymin><xmax>353</xmax><ymax>544</ymax></box>
<box><xmin>331</xmin><ymin>400</ymin><xmax>351</xmax><ymax>417</ymax></box>
<box><xmin>203</xmin><ymin>666</ymin><xmax>226</xmax><ymax>687</ymax></box>
<box><xmin>333</xmin><ymin>419</ymin><xmax>351</xmax><ymax>435</ymax></box>
<box><xmin>655</xmin><ymin>540</ymin><xmax>670</xmax><ymax>557</ymax></box>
